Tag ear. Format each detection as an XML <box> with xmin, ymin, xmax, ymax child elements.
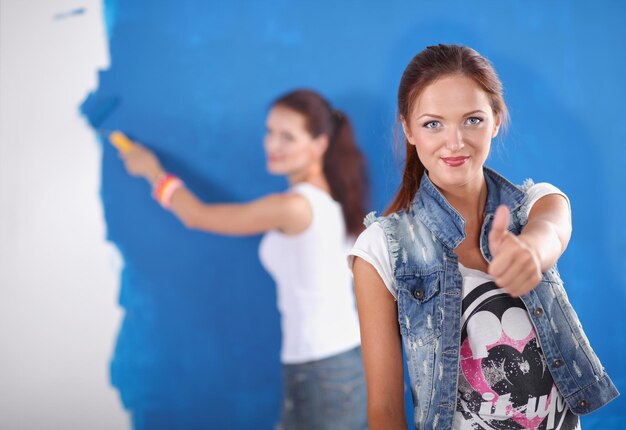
<box><xmin>401</xmin><ymin>117</ymin><xmax>415</xmax><ymax>146</ymax></box>
<box><xmin>312</xmin><ymin>134</ymin><xmax>329</xmax><ymax>157</ymax></box>
<box><xmin>492</xmin><ymin>114</ymin><xmax>502</xmax><ymax>139</ymax></box>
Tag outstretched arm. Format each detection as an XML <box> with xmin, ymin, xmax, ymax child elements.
<box><xmin>518</xmin><ymin>194</ymin><xmax>572</xmax><ymax>270</ymax></box>
<box><xmin>167</xmin><ymin>189</ymin><xmax>311</xmax><ymax>235</ymax></box>
<box><xmin>119</xmin><ymin>140</ymin><xmax>311</xmax><ymax>236</ymax></box>
<box><xmin>353</xmin><ymin>257</ymin><xmax>407</xmax><ymax>429</ymax></box>
<box><xmin>488</xmin><ymin>194</ymin><xmax>571</xmax><ymax>296</ymax></box>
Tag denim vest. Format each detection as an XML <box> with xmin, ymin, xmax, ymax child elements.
<box><xmin>366</xmin><ymin>167</ymin><xmax>618</xmax><ymax>430</ymax></box>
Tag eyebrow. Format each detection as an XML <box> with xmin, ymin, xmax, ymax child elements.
<box><xmin>416</xmin><ymin>109</ymin><xmax>487</xmax><ymax>120</ymax></box>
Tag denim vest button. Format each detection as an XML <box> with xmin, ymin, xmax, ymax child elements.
<box><xmin>553</xmin><ymin>359</ymin><xmax>563</xmax><ymax>368</ymax></box>
<box><xmin>533</xmin><ymin>307</ymin><xmax>544</xmax><ymax>317</ymax></box>
<box><xmin>413</xmin><ymin>289</ymin><xmax>424</xmax><ymax>300</ymax></box>
<box><xmin>578</xmin><ymin>399</ymin><xmax>588</xmax><ymax>408</ymax></box>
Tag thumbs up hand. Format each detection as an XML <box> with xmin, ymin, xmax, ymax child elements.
<box><xmin>487</xmin><ymin>205</ymin><xmax>542</xmax><ymax>297</ymax></box>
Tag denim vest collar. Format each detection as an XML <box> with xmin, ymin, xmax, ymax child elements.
<box><xmin>412</xmin><ymin>166</ymin><xmax>526</xmax><ymax>251</ymax></box>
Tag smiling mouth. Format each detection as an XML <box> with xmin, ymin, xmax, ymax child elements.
<box><xmin>441</xmin><ymin>156</ymin><xmax>469</xmax><ymax>167</ymax></box>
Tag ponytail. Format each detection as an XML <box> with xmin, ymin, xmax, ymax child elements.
<box><xmin>385</xmin><ymin>139</ymin><xmax>423</xmax><ymax>215</ymax></box>
<box><xmin>324</xmin><ymin>110</ymin><xmax>369</xmax><ymax>236</ymax></box>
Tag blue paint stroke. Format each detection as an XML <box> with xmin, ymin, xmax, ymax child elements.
<box><xmin>53</xmin><ymin>7</ymin><xmax>86</xmax><ymax>21</ymax></box>
<box><xmin>82</xmin><ymin>1</ymin><xmax>625</xmax><ymax>428</ymax></box>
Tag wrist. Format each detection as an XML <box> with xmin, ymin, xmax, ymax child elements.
<box><xmin>152</xmin><ymin>173</ymin><xmax>185</xmax><ymax>209</ymax></box>
<box><xmin>148</xmin><ymin>168</ymin><xmax>166</xmax><ymax>186</ymax></box>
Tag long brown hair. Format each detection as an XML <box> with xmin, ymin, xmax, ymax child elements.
<box><xmin>273</xmin><ymin>89</ymin><xmax>369</xmax><ymax>236</ymax></box>
<box><xmin>386</xmin><ymin>44</ymin><xmax>509</xmax><ymax>214</ymax></box>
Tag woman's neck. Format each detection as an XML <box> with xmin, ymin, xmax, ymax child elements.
<box><xmin>288</xmin><ymin>164</ymin><xmax>330</xmax><ymax>193</ymax></box>
<box><xmin>439</xmin><ymin>180</ymin><xmax>488</xmax><ymax>227</ymax></box>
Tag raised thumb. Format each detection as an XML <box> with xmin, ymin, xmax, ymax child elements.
<box><xmin>489</xmin><ymin>205</ymin><xmax>510</xmax><ymax>255</ymax></box>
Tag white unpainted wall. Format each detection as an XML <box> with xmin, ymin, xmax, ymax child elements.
<box><xmin>0</xmin><ymin>1</ymin><xmax>130</xmax><ymax>428</ymax></box>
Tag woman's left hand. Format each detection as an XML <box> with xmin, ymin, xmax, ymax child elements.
<box><xmin>488</xmin><ymin>205</ymin><xmax>542</xmax><ymax>297</ymax></box>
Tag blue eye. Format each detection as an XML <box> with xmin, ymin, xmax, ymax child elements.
<box><xmin>466</xmin><ymin>117</ymin><xmax>482</xmax><ymax>125</ymax></box>
<box><xmin>423</xmin><ymin>120</ymin><xmax>441</xmax><ymax>129</ymax></box>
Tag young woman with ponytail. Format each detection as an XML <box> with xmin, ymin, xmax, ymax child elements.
<box><xmin>119</xmin><ymin>89</ymin><xmax>368</xmax><ymax>429</ymax></box>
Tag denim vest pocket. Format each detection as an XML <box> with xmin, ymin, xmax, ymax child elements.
<box><xmin>396</xmin><ymin>266</ymin><xmax>443</xmax><ymax>346</ymax></box>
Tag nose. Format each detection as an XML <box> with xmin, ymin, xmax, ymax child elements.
<box><xmin>445</xmin><ymin>127</ymin><xmax>465</xmax><ymax>152</ymax></box>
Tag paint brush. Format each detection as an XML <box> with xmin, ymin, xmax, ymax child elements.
<box><xmin>108</xmin><ymin>131</ymin><xmax>135</xmax><ymax>153</ymax></box>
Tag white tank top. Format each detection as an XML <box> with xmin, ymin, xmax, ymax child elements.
<box><xmin>259</xmin><ymin>182</ymin><xmax>361</xmax><ymax>364</ymax></box>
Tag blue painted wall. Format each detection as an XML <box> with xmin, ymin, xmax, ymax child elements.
<box><xmin>82</xmin><ymin>1</ymin><xmax>625</xmax><ymax>428</ymax></box>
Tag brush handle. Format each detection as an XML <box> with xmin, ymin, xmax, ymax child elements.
<box><xmin>109</xmin><ymin>131</ymin><xmax>135</xmax><ymax>153</ymax></box>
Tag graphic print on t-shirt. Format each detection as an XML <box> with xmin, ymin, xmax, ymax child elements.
<box><xmin>455</xmin><ymin>279</ymin><xmax>579</xmax><ymax>430</ymax></box>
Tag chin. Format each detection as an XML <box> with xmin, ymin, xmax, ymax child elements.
<box><xmin>438</xmin><ymin>169</ymin><xmax>483</xmax><ymax>189</ymax></box>
<box><xmin>267</xmin><ymin>163</ymin><xmax>286</xmax><ymax>175</ymax></box>
<box><xmin>428</xmin><ymin>168</ymin><xmax>467</xmax><ymax>187</ymax></box>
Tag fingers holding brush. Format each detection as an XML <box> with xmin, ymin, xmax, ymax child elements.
<box><xmin>109</xmin><ymin>131</ymin><xmax>165</xmax><ymax>184</ymax></box>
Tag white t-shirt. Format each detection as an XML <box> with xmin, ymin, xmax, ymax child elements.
<box><xmin>259</xmin><ymin>182</ymin><xmax>361</xmax><ymax>364</ymax></box>
<box><xmin>348</xmin><ymin>183</ymin><xmax>580</xmax><ymax>430</ymax></box>
<box><xmin>453</xmin><ymin>264</ymin><xmax>580</xmax><ymax>430</ymax></box>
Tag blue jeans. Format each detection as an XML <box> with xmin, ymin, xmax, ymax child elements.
<box><xmin>280</xmin><ymin>346</ymin><xmax>367</xmax><ymax>430</ymax></box>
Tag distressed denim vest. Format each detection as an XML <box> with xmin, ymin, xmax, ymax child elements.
<box><xmin>366</xmin><ymin>167</ymin><xmax>619</xmax><ymax>430</ymax></box>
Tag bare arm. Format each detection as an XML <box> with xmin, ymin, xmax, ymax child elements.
<box><xmin>488</xmin><ymin>194</ymin><xmax>572</xmax><ymax>296</ymax></box>
<box><xmin>168</xmin><ymin>188</ymin><xmax>311</xmax><ymax>235</ymax></box>
<box><xmin>353</xmin><ymin>257</ymin><xmax>407</xmax><ymax>429</ymax></box>
<box><xmin>120</xmin><ymin>141</ymin><xmax>311</xmax><ymax>236</ymax></box>
<box><xmin>519</xmin><ymin>194</ymin><xmax>572</xmax><ymax>271</ymax></box>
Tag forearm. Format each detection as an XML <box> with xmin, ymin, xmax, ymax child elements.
<box><xmin>168</xmin><ymin>188</ymin><xmax>254</xmax><ymax>235</ymax></box>
<box><xmin>144</xmin><ymin>169</ymin><xmax>252</xmax><ymax>235</ymax></box>
<box><xmin>365</xmin><ymin>353</ymin><xmax>406</xmax><ymax>429</ymax></box>
<box><xmin>367</xmin><ymin>402</ymin><xmax>407</xmax><ymax>430</ymax></box>
<box><xmin>122</xmin><ymin>145</ymin><xmax>266</xmax><ymax>235</ymax></box>
<box><xmin>519</xmin><ymin>218</ymin><xmax>569</xmax><ymax>272</ymax></box>
<box><xmin>168</xmin><ymin>186</ymin><xmax>214</xmax><ymax>231</ymax></box>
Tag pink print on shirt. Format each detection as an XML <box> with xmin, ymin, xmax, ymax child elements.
<box><xmin>455</xmin><ymin>280</ymin><xmax>579</xmax><ymax>430</ymax></box>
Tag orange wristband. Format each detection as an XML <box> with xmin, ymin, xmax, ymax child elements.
<box><xmin>153</xmin><ymin>174</ymin><xmax>184</xmax><ymax>209</ymax></box>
